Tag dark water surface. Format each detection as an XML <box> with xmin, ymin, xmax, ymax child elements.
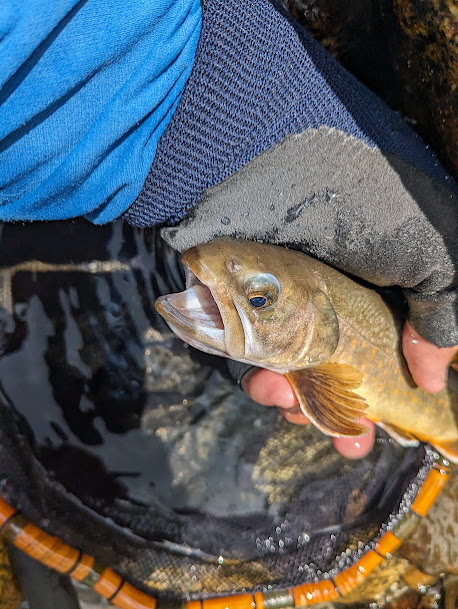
<box><xmin>0</xmin><ymin>221</ymin><xmax>281</xmax><ymax>516</ymax></box>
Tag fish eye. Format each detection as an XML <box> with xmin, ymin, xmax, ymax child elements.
<box><xmin>249</xmin><ymin>294</ymin><xmax>268</xmax><ymax>308</ymax></box>
<box><xmin>245</xmin><ymin>274</ymin><xmax>280</xmax><ymax>309</ymax></box>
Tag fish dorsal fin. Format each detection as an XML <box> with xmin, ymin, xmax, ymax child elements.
<box><xmin>285</xmin><ymin>363</ymin><xmax>368</xmax><ymax>437</ymax></box>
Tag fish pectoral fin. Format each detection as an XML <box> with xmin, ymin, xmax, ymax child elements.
<box><xmin>450</xmin><ymin>352</ymin><xmax>458</xmax><ymax>372</ymax></box>
<box><xmin>285</xmin><ymin>364</ymin><xmax>368</xmax><ymax>437</ymax></box>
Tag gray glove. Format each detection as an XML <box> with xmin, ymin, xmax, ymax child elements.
<box><xmin>161</xmin><ymin>129</ymin><xmax>457</xmax><ymax>348</ymax></box>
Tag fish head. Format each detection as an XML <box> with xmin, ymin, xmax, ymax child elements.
<box><xmin>155</xmin><ymin>239</ymin><xmax>340</xmax><ymax>371</ymax></box>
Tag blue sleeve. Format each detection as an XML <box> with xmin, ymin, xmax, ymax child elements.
<box><xmin>0</xmin><ymin>0</ymin><xmax>202</xmax><ymax>223</ymax></box>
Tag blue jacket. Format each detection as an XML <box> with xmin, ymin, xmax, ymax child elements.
<box><xmin>0</xmin><ymin>0</ymin><xmax>201</xmax><ymax>223</ymax></box>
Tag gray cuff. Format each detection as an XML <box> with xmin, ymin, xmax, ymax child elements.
<box><xmin>226</xmin><ymin>360</ymin><xmax>254</xmax><ymax>386</ymax></box>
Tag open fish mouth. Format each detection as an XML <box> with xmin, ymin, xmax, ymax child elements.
<box><xmin>155</xmin><ymin>266</ymin><xmax>229</xmax><ymax>357</ymax></box>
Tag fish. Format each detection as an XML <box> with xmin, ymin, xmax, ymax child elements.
<box><xmin>155</xmin><ymin>238</ymin><xmax>458</xmax><ymax>463</ymax></box>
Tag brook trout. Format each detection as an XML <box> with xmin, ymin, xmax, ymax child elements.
<box><xmin>155</xmin><ymin>239</ymin><xmax>458</xmax><ymax>462</ymax></box>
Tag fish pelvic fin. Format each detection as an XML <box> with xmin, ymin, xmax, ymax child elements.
<box><xmin>376</xmin><ymin>421</ymin><xmax>420</xmax><ymax>447</ymax></box>
<box><xmin>429</xmin><ymin>439</ymin><xmax>458</xmax><ymax>464</ymax></box>
<box><xmin>371</xmin><ymin>423</ymin><xmax>458</xmax><ymax>465</ymax></box>
<box><xmin>285</xmin><ymin>364</ymin><xmax>368</xmax><ymax>437</ymax></box>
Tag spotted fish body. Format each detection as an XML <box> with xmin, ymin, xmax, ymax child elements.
<box><xmin>313</xmin><ymin>274</ymin><xmax>456</xmax><ymax>449</ymax></box>
<box><xmin>155</xmin><ymin>238</ymin><xmax>458</xmax><ymax>462</ymax></box>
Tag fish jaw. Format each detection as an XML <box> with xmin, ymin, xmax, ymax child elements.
<box><xmin>155</xmin><ymin>263</ymin><xmax>246</xmax><ymax>360</ymax></box>
<box><xmin>155</xmin><ymin>284</ymin><xmax>227</xmax><ymax>357</ymax></box>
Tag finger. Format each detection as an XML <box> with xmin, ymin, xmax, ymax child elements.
<box><xmin>242</xmin><ymin>368</ymin><xmax>298</xmax><ymax>408</ymax></box>
<box><xmin>332</xmin><ymin>418</ymin><xmax>375</xmax><ymax>459</ymax></box>
<box><xmin>279</xmin><ymin>409</ymin><xmax>375</xmax><ymax>457</ymax></box>
<box><xmin>402</xmin><ymin>321</ymin><xmax>458</xmax><ymax>393</ymax></box>
<box><xmin>278</xmin><ymin>406</ymin><xmax>311</xmax><ymax>424</ymax></box>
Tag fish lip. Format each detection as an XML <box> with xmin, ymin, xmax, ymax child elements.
<box><xmin>156</xmin><ymin>293</ymin><xmax>220</xmax><ymax>332</ymax></box>
<box><xmin>179</xmin><ymin>255</ymin><xmax>246</xmax><ymax>360</ymax></box>
<box><xmin>182</xmin><ymin>264</ymin><xmax>225</xmax><ymax>332</ymax></box>
<box><xmin>155</xmin><ymin>265</ymin><xmax>230</xmax><ymax>357</ymax></box>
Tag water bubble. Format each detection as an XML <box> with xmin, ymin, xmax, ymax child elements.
<box><xmin>221</xmin><ymin>217</ymin><xmax>230</xmax><ymax>225</ymax></box>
